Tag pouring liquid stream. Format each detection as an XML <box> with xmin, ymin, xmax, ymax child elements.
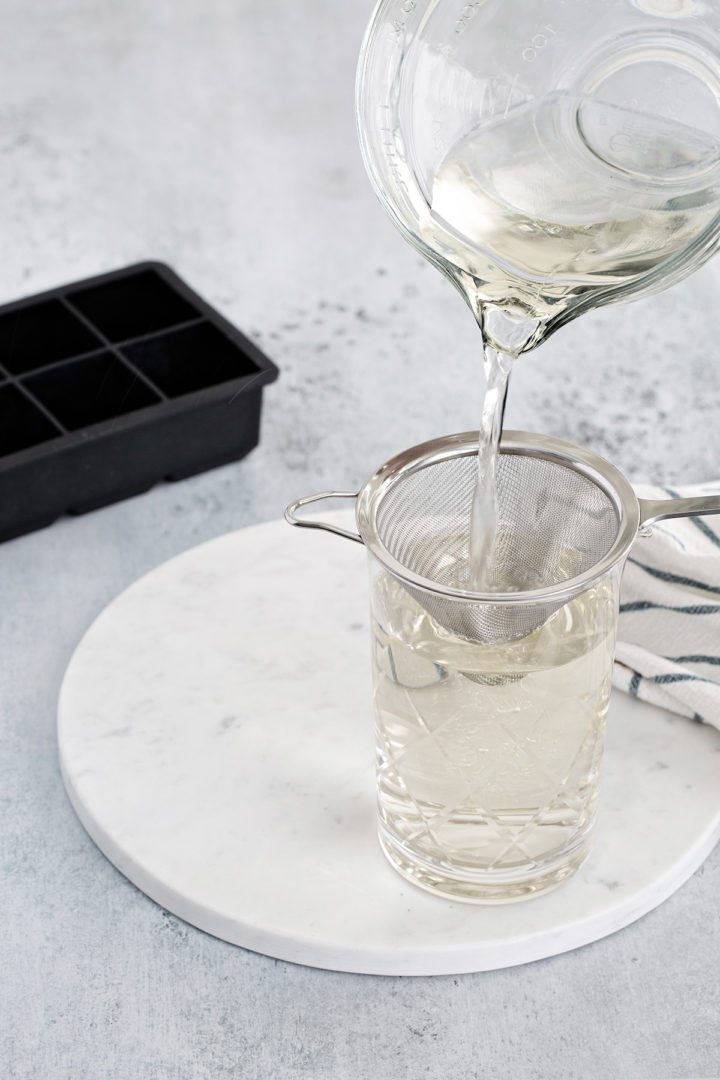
<box><xmin>428</xmin><ymin>91</ymin><xmax>720</xmax><ymax>592</ymax></box>
<box><xmin>467</xmin><ymin>340</ymin><xmax>515</xmax><ymax>592</ymax></box>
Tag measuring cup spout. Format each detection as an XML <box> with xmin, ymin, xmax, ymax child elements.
<box><xmin>639</xmin><ymin>494</ymin><xmax>720</xmax><ymax>529</ymax></box>
<box><xmin>284</xmin><ymin>491</ymin><xmax>363</xmax><ymax>544</ymax></box>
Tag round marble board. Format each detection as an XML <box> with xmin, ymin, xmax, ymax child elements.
<box><xmin>58</xmin><ymin>512</ymin><xmax>720</xmax><ymax>977</ymax></box>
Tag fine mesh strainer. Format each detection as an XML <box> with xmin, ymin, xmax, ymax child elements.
<box><xmin>285</xmin><ymin>431</ymin><xmax>720</xmax><ymax>644</ymax></box>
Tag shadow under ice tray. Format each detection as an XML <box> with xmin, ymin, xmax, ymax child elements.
<box><xmin>0</xmin><ymin>262</ymin><xmax>278</xmax><ymax>542</ymax></box>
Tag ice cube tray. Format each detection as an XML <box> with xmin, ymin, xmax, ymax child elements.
<box><xmin>0</xmin><ymin>262</ymin><xmax>278</xmax><ymax>542</ymax></box>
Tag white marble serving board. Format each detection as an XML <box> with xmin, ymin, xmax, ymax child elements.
<box><xmin>58</xmin><ymin>512</ymin><xmax>720</xmax><ymax>976</ymax></box>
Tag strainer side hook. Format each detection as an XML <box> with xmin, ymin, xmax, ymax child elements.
<box><xmin>284</xmin><ymin>491</ymin><xmax>363</xmax><ymax>544</ymax></box>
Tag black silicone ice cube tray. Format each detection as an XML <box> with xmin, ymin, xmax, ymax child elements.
<box><xmin>0</xmin><ymin>262</ymin><xmax>278</xmax><ymax>542</ymax></box>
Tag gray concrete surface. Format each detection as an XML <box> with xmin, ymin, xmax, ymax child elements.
<box><xmin>1</xmin><ymin>1</ymin><xmax>719</xmax><ymax>1077</ymax></box>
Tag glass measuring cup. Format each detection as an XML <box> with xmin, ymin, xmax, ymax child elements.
<box><xmin>356</xmin><ymin>0</ymin><xmax>720</xmax><ymax>349</ymax></box>
<box><xmin>286</xmin><ymin>431</ymin><xmax>720</xmax><ymax>901</ymax></box>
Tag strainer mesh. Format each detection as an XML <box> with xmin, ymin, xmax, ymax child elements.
<box><xmin>374</xmin><ymin>450</ymin><xmax>620</xmax><ymax>642</ymax></box>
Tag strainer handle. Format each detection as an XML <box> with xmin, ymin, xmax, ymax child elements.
<box><xmin>284</xmin><ymin>491</ymin><xmax>363</xmax><ymax>544</ymax></box>
<box><xmin>639</xmin><ymin>494</ymin><xmax>720</xmax><ymax>527</ymax></box>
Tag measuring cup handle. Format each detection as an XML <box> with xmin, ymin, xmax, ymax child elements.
<box><xmin>639</xmin><ymin>494</ymin><xmax>720</xmax><ymax>528</ymax></box>
<box><xmin>284</xmin><ymin>491</ymin><xmax>363</xmax><ymax>544</ymax></box>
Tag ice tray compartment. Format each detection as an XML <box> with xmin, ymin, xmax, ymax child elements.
<box><xmin>0</xmin><ymin>299</ymin><xmax>104</xmax><ymax>374</ymax></box>
<box><xmin>121</xmin><ymin>322</ymin><xmax>260</xmax><ymax>398</ymax></box>
<box><xmin>0</xmin><ymin>384</ymin><xmax>61</xmax><ymax>456</ymax></box>
<box><xmin>69</xmin><ymin>269</ymin><xmax>200</xmax><ymax>341</ymax></box>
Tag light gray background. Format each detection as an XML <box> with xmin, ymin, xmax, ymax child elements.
<box><xmin>2</xmin><ymin>2</ymin><xmax>719</xmax><ymax>1077</ymax></box>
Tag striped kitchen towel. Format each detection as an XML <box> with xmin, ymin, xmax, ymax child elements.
<box><xmin>613</xmin><ymin>480</ymin><xmax>720</xmax><ymax>731</ymax></box>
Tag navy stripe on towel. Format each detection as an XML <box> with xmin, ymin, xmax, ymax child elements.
<box><xmin>649</xmin><ymin>672</ymin><xmax>716</xmax><ymax>686</ymax></box>
<box><xmin>665</xmin><ymin>655</ymin><xmax>720</xmax><ymax>666</ymax></box>
<box><xmin>620</xmin><ymin>601</ymin><xmax>720</xmax><ymax>614</ymax></box>
<box><xmin>628</xmin><ymin>557</ymin><xmax>720</xmax><ymax>596</ymax></box>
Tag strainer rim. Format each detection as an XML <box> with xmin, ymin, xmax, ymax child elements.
<box><xmin>355</xmin><ymin>430</ymin><xmax>639</xmax><ymax>606</ymax></box>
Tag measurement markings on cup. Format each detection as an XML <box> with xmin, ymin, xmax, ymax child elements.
<box><xmin>391</xmin><ymin>0</ymin><xmax>416</xmax><ymax>37</ymax></box>
<box><xmin>455</xmin><ymin>1</ymin><xmax>484</xmax><ymax>35</ymax></box>
<box><xmin>378</xmin><ymin>104</ymin><xmax>409</xmax><ymax>193</ymax></box>
<box><xmin>522</xmin><ymin>24</ymin><xmax>558</xmax><ymax>62</ymax></box>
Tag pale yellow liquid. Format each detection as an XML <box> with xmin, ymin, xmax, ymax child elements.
<box><xmin>432</xmin><ymin>161</ymin><xmax>719</xmax><ymax>290</ymax></box>
<box><xmin>371</xmin><ymin>571</ymin><xmax>617</xmax><ymax>900</ymax></box>
<box><xmin>429</xmin><ymin>94</ymin><xmax>720</xmax><ymax>318</ymax></box>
